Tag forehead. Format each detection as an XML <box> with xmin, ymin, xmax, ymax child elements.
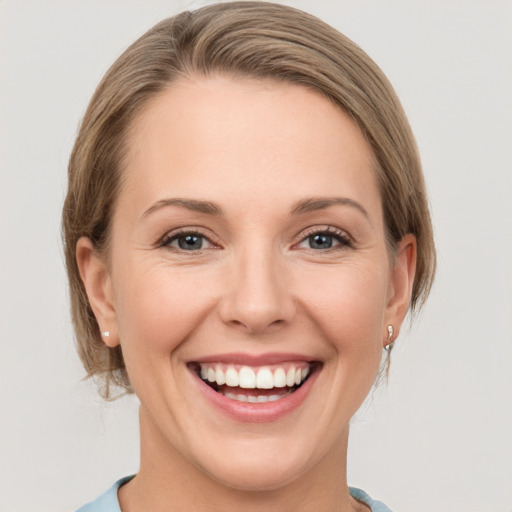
<box><xmin>120</xmin><ymin>75</ymin><xmax>382</xmax><ymax>221</ymax></box>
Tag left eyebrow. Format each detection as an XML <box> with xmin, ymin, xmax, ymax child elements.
<box><xmin>140</xmin><ymin>198</ymin><xmax>223</xmax><ymax>221</ymax></box>
<box><xmin>291</xmin><ymin>197</ymin><xmax>370</xmax><ymax>220</ymax></box>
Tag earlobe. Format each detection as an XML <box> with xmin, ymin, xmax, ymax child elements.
<box><xmin>76</xmin><ymin>237</ymin><xmax>119</xmax><ymax>348</ymax></box>
<box><xmin>385</xmin><ymin>234</ymin><xmax>417</xmax><ymax>340</ymax></box>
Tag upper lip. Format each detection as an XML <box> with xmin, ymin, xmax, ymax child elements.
<box><xmin>190</xmin><ymin>352</ymin><xmax>318</xmax><ymax>366</ymax></box>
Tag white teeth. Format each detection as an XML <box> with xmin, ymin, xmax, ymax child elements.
<box><xmin>225</xmin><ymin>367</ymin><xmax>239</xmax><ymax>387</ymax></box>
<box><xmin>221</xmin><ymin>391</ymin><xmax>293</xmax><ymax>403</ymax></box>
<box><xmin>274</xmin><ymin>368</ymin><xmax>287</xmax><ymax>388</ymax></box>
<box><xmin>286</xmin><ymin>368</ymin><xmax>296</xmax><ymax>387</ymax></box>
<box><xmin>256</xmin><ymin>368</ymin><xmax>274</xmax><ymax>389</ymax></box>
<box><xmin>225</xmin><ymin>392</ymin><xmax>248</xmax><ymax>402</ymax></box>
<box><xmin>239</xmin><ymin>366</ymin><xmax>256</xmax><ymax>389</ymax></box>
<box><xmin>215</xmin><ymin>366</ymin><xmax>225</xmax><ymax>385</ymax></box>
<box><xmin>199</xmin><ymin>363</ymin><xmax>312</xmax><ymax>389</ymax></box>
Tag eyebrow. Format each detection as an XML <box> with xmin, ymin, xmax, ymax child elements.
<box><xmin>291</xmin><ymin>197</ymin><xmax>370</xmax><ymax>219</ymax></box>
<box><xmin>141</xmin><ymin>196</ymin><xmax>370</xmax><ymax>221</ymax></box>
<box><xmin>141</xmin><ymin>198</ymin><xmax>223</xmax><ymax>220</ymax></box>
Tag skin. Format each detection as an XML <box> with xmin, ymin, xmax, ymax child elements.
<box><xmin>77</xmin><ymin>75</ymin><xmax>416</xmax><ymax>512</ymax></box>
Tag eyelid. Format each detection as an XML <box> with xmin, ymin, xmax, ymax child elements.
<box><xmin>158</xmin><ymin>226</ymin><xmax>222</xmax><ymax>250</ymax></box>
<box><xmin>293</xmin><ymin>225</ymin><xmax>354</xmax><ymax>249</ymax></box>
<box><xmin>156</xmin><ymin>224</ymin><xmax>353</xmax><ymax>251</ymax></box>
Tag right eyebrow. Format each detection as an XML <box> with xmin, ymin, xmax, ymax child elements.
<box><xmin>291</xmin><ymin>196</ymin><xmax>370</xmax><ymax>220</ymax></box>
<box><xmin>140</xmin><ymin>198</ymin><xmax>223</xmax><ymax>221</ymax></box>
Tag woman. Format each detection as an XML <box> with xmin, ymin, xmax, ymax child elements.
<box><xmin>63</xmin><ymin>2</ymin><xmax>435</xmax><ymax>511</ymax></box>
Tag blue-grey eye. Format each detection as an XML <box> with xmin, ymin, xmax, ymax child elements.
<box><xmin>296</xmin><ymin>229</ymin><xmax>351</xmax><ymax>251</ymax></box>
<box><xmin>308</xmin><ymin>233</ymin><xmax>334</xmax><ymax>249</ymax></box>
<box><xmin>177</xmin><ymin>234</ymin><xmax>204</xmax><ymax>250</ymax></box>
<box><xmin>161</xmin><ymin>230</ymin><xmax>216</xmax><ymax>251</ymax></box>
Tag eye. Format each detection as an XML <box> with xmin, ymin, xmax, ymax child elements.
<box><xmin>160</xmin><ymin>231</ymin><xmax>216</xmax><ymax>251</ymax></box>
<box><xmin>296</xmin><ymin>228</ymin><xmax>352</xmax><ymax>251</ymax></box>
<box><xmin>308</xmin><ymin>233</ymin><xmax>336</xmax><ymax>249</ymax></box>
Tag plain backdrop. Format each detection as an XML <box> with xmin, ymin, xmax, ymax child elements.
<box><xmin>1</xmin><ymin>1</ymin><xmax>511</xmax><ymax>511</ymax></box>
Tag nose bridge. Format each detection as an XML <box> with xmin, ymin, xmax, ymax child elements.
<box><xmin>220</xmin><ymin>241</ymin><xmax>294</xmax><ymax>334</ymax></box>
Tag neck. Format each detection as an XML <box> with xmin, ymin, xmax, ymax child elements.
<box><xmin>119</xmin><ymin>406</ymin><xmax>363</xmax><ymax>512</ymax></box>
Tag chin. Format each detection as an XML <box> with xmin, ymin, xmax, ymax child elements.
<box><xmin>199</xmin><ymin>453</ymin><xmax>311</xmax><ymax>492</ymax></box>
<box><xmin>182</xmin><ymin>425</ymin><xmax>335</xmax><ymax>494</ymax></box>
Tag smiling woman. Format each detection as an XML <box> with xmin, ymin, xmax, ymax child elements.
<box><xmin>62</xmin><ymin>2</ymin><xmax>435</xmax><ymax>511</ymax></box>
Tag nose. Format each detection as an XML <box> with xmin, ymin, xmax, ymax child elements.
<box><xmin>219</xmin><ymin>247</ymin><xmax>295</xmax><ymax>335</ymax></box>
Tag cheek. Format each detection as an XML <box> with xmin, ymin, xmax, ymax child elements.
<box><xmin>113</xmin><ymin>262</ymin><xmax>216</xmax><ymax>355</ymax></box>
<box><xmin>294</xmin><ymin>262</ymin><xmax>389</xmax><ymax>353</ymax></box>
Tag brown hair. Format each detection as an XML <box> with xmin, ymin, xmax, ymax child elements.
<box><xmin>62</xmin><ymin>1</ymin><xmax>436</xmax><ymax>397</ymax></box>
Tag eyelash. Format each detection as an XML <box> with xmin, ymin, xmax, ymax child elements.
<box><xmin>158</xmin><ymin>226</ymin><xmax>353</xmax><ymax>252</ymax></box>
<box><xmin>158</xmin><ymin>229</ymin><xmax>220</xmax><ymax>251</ymax></box>
<box><xmin>296</xmin><ymin>226</ymin><xmax>353</xmax><ymax>251</ymax></box>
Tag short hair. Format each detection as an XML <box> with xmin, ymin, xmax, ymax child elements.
<box><xmin>62</xmin><ymin>1</ymin><xmax>436</xmax><ymax>398</ymax></box>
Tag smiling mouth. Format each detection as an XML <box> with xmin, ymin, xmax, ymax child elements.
<box><xmin>188</xmin><ymin>361</ymin><xmax>321</xmax><ymax>403</ymax></box>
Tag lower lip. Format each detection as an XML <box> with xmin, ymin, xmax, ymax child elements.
<box><xmin>191</xmin><ymin>369</ymin><xmax>319</xmax><ymax>423</ymax></box>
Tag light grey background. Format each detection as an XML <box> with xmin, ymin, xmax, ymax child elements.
<box><xmin>1</xmin><ymin>1</ymin><xmax>511</xmax><ymax>511</ymax></box>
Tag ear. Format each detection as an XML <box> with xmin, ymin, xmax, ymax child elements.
<box><xmin>385</xmin><ymin>234</ymin><xmax>417</xmax><ymax>341</ymax></box>
<box><xmin>76</xmin><ymin>237</ymin><xmax>119</xmax><ymax>348</ymax></box>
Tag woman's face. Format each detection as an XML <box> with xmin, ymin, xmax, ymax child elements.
<box><xmin>80</xmin><ymin>75</ymin><xmax>414</xmax><ymax>490</ymax></box>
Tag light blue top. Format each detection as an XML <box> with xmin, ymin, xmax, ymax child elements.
<box><xmin>76</xmin><ymin>476</ymin><xmax>392</xmax><ymax>511</ymax></box>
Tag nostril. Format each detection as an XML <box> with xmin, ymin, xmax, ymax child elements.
<box><xmin>229</xmin><ymin>317</ymin><xmax>286</xmax><ymax>335</ymax></box>
<box><xmin>218</xmin><ymin>269</ymin><xmax>295</xmax><ymax>334</ymax></box>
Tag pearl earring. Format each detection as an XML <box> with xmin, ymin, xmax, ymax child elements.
<box><xmin>103</xmin><ymin>331</ymin><xmax>110</xmax><ymax>338</ymax></box>
<box><xmin>384</xmin><ymin>325</ymin><xmax>394</xmax><ymax>352</ymax></box>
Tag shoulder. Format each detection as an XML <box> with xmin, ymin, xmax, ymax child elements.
<box><xmin>75</xmin><ymin>476</ymin><xmax>134</xmax><ymax>512</ymax></box>
<box><xmin>349</xmin><ymin>487</ymin><xmax>394</xmax><ymax>512</ymax></box>
<box><xmin>75</xmin><ymin>479</ymin><xmax>388</xmax><ymax>512</ymax></box>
